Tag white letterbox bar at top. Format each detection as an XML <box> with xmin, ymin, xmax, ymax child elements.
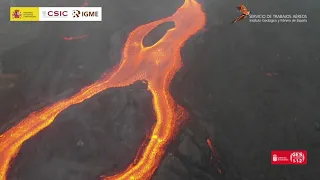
<box><xmin>39</xmin><ymin>7</ymin><xmax>102</xmax><ymax>21</ymax></box>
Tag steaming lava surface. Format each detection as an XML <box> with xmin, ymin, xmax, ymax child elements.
<box><xmin>1</xmin><ymin>0</ymin><xmax>320</xmax><ymax>180</ymax></box>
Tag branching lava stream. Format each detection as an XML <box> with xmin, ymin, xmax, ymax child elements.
<box><xmin>0</xmin><ymin>0</ymin><xmax>206</xmax><ymax>180</ymax></box>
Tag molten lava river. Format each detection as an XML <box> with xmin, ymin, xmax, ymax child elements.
<box><xmin>0</xmin><ymin>0</ymin><xmax>206</xmax><ymax>179</ymax></box>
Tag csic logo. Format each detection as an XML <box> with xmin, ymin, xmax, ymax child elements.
<box><xmin>12</xmin><ymin>10</ymin><xmax>22</xmax><ymax>19</ymax></box>
<box><xmin>72</xmin><ymin>10</ymin><xmax>98</xmax><ymax>18</ymax></box>
<box><xmin>43</xmin><ymin>10</ymin><xmax>68</xmax><ymax>17</ymax></box>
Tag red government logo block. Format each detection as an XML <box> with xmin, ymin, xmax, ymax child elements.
<box><xmin>271</xmin><ymin>150</ymin><xmax>307</xmax><ymax>165</ymax></box>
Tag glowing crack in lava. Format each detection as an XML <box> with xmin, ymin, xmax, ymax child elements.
<box><xmin>0</xmin><ymin>0</ymin><xmax>205</xmax><ymax>179</ymax></box>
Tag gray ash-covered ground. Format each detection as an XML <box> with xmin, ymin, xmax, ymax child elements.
<box><xmin>1</xmin><ymin>0</ymin><xmax>320</xmax><ymax>180</ymax></box>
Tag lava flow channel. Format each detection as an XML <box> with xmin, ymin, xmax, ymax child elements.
<box><xmin>0</xmin><ymin>0</ymin><xmax>206</xmax><ymax>179</ymax></box>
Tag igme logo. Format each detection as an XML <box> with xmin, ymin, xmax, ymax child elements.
<box><xmin>72</xmin><ymin>10</ymin><xmax>98</xmax><ymax>18</ymax></box>
<box><xmin>72</xmin><ymin>10</ymin><xmax>80</xmax><ymax>18</ymax></box>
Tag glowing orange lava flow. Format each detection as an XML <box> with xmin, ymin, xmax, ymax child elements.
<box><xmin>0</xmin><ymin>0</ymin><xmax>205</xmax><ymax>179</ymax></box>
